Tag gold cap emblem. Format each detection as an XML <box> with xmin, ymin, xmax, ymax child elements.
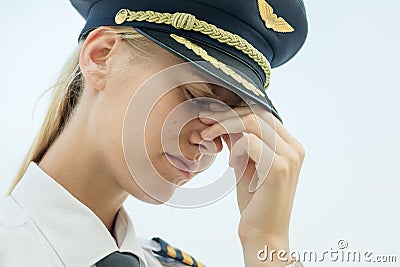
<box><xmin>257</xmin><ymin>0</ymin><xmax>294</xmax><ymax>33</ymax></box>
<box><xmin>115</xmin><ymin>9</ymin><xmax>128</xmax><ymax>24</ymax></box>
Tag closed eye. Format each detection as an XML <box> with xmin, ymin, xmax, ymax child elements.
<box><xmin>181</xmin><ymin>83</ymin><xmax>247</xmax><ymax>108</ymax></box>
<box><xmin>183</xmin><ymin>88</ymin><xmax>217</xmax><ymax>106</ymax></box>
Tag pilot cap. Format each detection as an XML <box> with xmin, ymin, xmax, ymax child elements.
<box><xmin>70</xmin><ymin>0</ymin><xmax>308</xmax><ymax>123</ymax></box>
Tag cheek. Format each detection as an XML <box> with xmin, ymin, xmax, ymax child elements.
<box><xmin>92</xmin><ymin>76</ymin><xmax>138</xmax><ymax>185</ymax></box>
<box><xmin>99</xmin><ymin>92</ymin><xmax>177</xmax><ymax>204</ymax></box>
<box><xmin>97</xmin><ymin>101</ymin><xmax>128</xmax><ymax>180</ymax></box>
<box><xmin>158</xmin><ymin>102</ymin><xmax>203</xmax><ymax>153</ymax></box>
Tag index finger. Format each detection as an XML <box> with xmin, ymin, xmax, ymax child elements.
<box><xmin>202</xmin><ymin>104</ymin><xmax>295</xmax><ymax>145</ymax></box>
<box><xmin>253</xmin><ymin>105</ymin><xmax>301</xmax><ymax>144</ymax></box>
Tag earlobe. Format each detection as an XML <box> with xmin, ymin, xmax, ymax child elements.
<box><xmin>79</xmin><ymin>27</ymin><xmax>119</xmax><ymax>91</ymax></box>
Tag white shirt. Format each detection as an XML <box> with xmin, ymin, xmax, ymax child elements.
<box><xmin>0</xmin><ymin>162</ymin><xmax>188</xmax><ymax>267</ymax></box>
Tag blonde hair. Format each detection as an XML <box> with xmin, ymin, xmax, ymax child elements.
<box><xmin>7</xmin><ymin>27</ymin><xmax>155</xmax><ymax>195</ymax></box>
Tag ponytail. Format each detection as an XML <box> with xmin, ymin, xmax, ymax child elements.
<box><xmin>7</xmin><ymin>43</ymin><xmax>84</xmax><ymax>195</ymax></box>
<box><xmin>7</xmin><ymin>27</ymin><xmax>154</xmax><ymax>195</ymax></box>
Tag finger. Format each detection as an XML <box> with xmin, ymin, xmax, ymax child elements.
<box><xmin>199</xmin><ymin>107</ymin><xmax>281</xmax><ymax>145</ymax></box>
<box><xmin>213</xmin><ymin>136</ymin><xmax>223</xmax><ymax>153</ymax></box>
<box><xmin>235</xmin><ymin>157</ymin><xmax>256</xmax><ymax>214</ymax></box>
<box><xmin>209</xmin><ymin>102</ymin><xmax>231</xmax><ymax>111</ymax></box>
<box><xmin>200</xmin><ymin>113</ymin><xmax>287</xmax><ymax>157</ymax></box>
<box><xmin>221</xmin><ymin>133</ymin><xmax>243</xmax><ymax>151</ymax></box>
<box><xmin>251</xmin><ymin>105</ymin><xmax>303</xmax><ymax>148</ymax></box>
<box><xmin>222</xmin><ymin>133</ymin><xmax>243</xmax><ymax>168</ymax></box>
<box><xmin>190</xmin><ymin>130</ymin><xmax>221</xmax><ymax>155</ymax></box>
<box><xmin>200</xmin><ymin>115</ymin><xmax>245</xmax><ymax>139</ymax></box>
<box><xmin>230</xmin><ymin>133</ymin><xmax>275</xmax><ymax>192</ymax></box>
<box><xmin>198</xmin><ymin>107</ymin><xmax>238</xmax><ymax>125</ymax></box>
<box><xmin>201</xmin><ymin>105</ymin><xmax>297</xmax><ymax>147</ymax></box>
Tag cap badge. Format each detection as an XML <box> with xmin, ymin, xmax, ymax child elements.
<box><xmin>115</xmin><ymin>9</ymin><xmax>129</xmax><ymax>25</ymax></box>
<box><xmin>257</xmin><ymin>0</ymin><xmax>294</xmax><ymax>33</ymax></box>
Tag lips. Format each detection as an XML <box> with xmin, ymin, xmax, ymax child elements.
<box><xmin>165</xmin><ymin>153</ymin><xmax>199</xmax><ymax>173</ymax></box>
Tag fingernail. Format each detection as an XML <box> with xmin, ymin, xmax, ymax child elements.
<box><xmin>199</xmin><ymin>111</ymin><xmax>213</xmax><ymax>116</ymax></box>
<box><xmin>209</xmin><ymin>102</ymin><xmax>227</xmax><ymax>111</ymax></box>
<box><xmin>200</xmin><ymin>128</ymin><xmax>212</xmax><ymax>140</ymax></box>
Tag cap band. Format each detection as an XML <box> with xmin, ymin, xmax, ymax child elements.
<box><xmin>170</xmin><ymin>34</ymin><xmax>265</xmax><ymax>97</ymax></box>
<box><xmin>114</xmin><ymin>9</ymin><xmax>272</xmax><ymax>91</ymax></box>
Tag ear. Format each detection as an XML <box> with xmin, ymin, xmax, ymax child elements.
<box><xmin>79</xmin><ymin>26</ymin><xmax>119</xmax><ymax>91</ymax></box>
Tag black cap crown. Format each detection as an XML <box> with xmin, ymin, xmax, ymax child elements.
<box><xmin>70</xmin><ymin>0</ymin><xmax>308</xmax><ymax>123</ymax></box>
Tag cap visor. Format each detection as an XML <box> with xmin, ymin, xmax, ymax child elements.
<box><xmin>135</xmin><ymin>28</ymin><xmax>282</xmax><ymax>123</ymax></box>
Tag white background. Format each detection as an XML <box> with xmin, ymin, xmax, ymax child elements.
<box><xmin>1</xmin><ymin>1</ymin><xmax>399</xmax><ymax>266</ymax></box>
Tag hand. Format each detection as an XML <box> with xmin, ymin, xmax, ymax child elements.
<box><xmin>199</xmin><ymin>103</ymin><xmax>305</xmax><ymax>261</ymax></box>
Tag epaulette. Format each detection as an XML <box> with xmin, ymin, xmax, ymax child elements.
<box><xmin>140</xmin><ymin>236</ymin><xmax>205</xmax><ymax>267</ymax></box>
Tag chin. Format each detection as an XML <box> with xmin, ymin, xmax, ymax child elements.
<box><xmin>129</xmin><ymin>175</ymin><xmax>178</xmax><ymax>205</ymax></box>
<box><xmin>130</xmin><ymin>187</ymin><xmax>176</xmax><ymax>205</ymax></box>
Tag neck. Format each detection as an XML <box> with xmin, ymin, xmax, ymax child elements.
<box><xmin>38</xmin><ymin>115</ymin><xmax>128</xmax><ymax>234</ymax></box>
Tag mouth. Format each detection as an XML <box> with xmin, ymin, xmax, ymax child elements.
<box><xmin>165</xmin><ymin>153</ymin><xmax>199</xmax><ymax>179</ymax></box>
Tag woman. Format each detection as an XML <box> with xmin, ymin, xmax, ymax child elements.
<box><xmin>0</xmin><ymin>0</ymin><xmax>308</xmax><ymax>266</ymax></box>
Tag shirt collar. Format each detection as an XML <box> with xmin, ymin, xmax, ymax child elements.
<box><xmin>12</xmin><ymin>162</ymin><xmax>148</xmax><ymax>267</ymax></box>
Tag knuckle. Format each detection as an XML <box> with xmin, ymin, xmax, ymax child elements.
<box><xmin>247</xmin><ymin>132</ymin><xmax>257</xmax><ymax>141</ymax></box>
<box><xmin>286</xmin><ymin>150</ymin><xmax>298</xmax><ymax>164</ymax></box>
<box><xmin>290</xmin><ymin>136</ymin><xmax>305</xmax><ymax>156</ymax></box>
<box><xmin>291</xmin><ymin>140</ymin><xmax>306</xmax><ymax>161</ymax></box>
<box><xmin>242</xmin><ymin>114</ymin><xmax>257</xmax><ymax>125</ymax></box>
<box><xmin>247</xmin><ymin>133</ymin><xmax>261</xmax><ymax>146</ymax></box>
<box><xmin>273</xmin><ymin>158</ymin><xmax>290</xmax><ymax>177</ymax></box>
<box><xmin>297</xmin><ymin>144</ymin><xmax>306</xmax><ymax>160</ymax></box>
<box><xmin>286</xmin><ymin>147</ymin><xmax>305</xmax><ymax>166</ymax></box>
<box><xmin>285</xmin><ymin>137</ymin><xmax>306</xmax><ymax>163</ymax></box>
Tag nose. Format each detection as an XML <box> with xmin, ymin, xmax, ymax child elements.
<box><xmin>187</xmin><ymin>124</ymin><xmax>223</xmax><ymax>159</ymax></box>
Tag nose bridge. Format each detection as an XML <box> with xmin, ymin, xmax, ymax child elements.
<box><xmin>175</xmin><ymin>117</ymin><xmax>201</xmax><ymax>155</ymax></box>
<box><xmin>176</xmin><ymin>101</ymin><xmax>208</xmax><ymax>132</ymax></box>
<box><xmin>161</xmin><ymin>101</ymin><xmax>213</xmax><ymax>157</ymax></box>
<box><xmin>183</xmin><ymin>116</ymin><xmax>220</xmax><ymax>158</ymax></box>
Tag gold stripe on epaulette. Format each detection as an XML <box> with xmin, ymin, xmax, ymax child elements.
<box><xmin>115</xmin><ymin>9</ymin><xmax>271</xmax><ymax>91</ymax></box>
<box><xmin>166</xmin><ymin>245</ymin><xmax>177</xmax><ymax>258</ymax></box>
<box><xmin>170</xmin><ymin>34</ymin><xmax>266</xmax><ymax>97</ymax></box>
<box><xmin>181</xmin><ymin>251</ymin><xmax>194</xmax><ymax>265</ymax></box>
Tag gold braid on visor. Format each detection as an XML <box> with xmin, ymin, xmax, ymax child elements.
<box><xmin>170</xmin><ymin>34</ymin><xmax>265</xmax><ymax>97</ymax></box>
<box><xmin>115</xmin><ymin>9</ymin><xmax>272</xmax><ymax>94</ymax></box>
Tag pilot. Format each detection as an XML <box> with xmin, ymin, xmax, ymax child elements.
<box><xmin>1</xmin><ymin>0</ymin><xmax>308</xmax><ymax>266</ymax></box>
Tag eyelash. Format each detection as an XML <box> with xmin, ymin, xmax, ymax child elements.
<box><xmin>183</xmin><ymin>88</ymin><xmax>211</xmax><ymax>106</ymax></box>
<box><xmin>182</xmin><ymin>86</ymin><xmax>244</xmax><ymax>108</ymax></box>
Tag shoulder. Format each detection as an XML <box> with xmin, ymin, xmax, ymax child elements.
<box><xmin>0</xmin><ymin>195</ymin><xmax>51</xmax><ymax>265</ymax></box>
<box><xmin>0</xmin><ymin>195</ymin><xmax>29</xmax><ymax>228</ymax></box>
<box><xmin>0</xmin><ymin>195</ymin><xmax>30</xmax><ymax>248</ymax></box>
<box><xmin>0</xmin><ymin>195</ymin><xmax>42</xmax><ymax>245</ymax></box>
<box><xmin>138</xmin><ymin>236</ymin><xmax>205</xmax><ymax>267</ymax></box>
